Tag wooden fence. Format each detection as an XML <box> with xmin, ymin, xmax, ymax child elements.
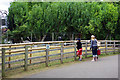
<box><xmin>0</xmin><ymin>40</ymin><xmax>120</xmax><ymax>78</ymax></box>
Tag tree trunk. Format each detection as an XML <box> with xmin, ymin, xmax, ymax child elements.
<box><xmin>34</xmin><ymin>33</ymin><xmax>37</xmax><ymax>41</ymax></box>
<box><xmin>41</xmin><ymin>35</ymin><xmax>47</xmax><ymax>42</ymax></box>
<box><xmin>21</xmin><ymin>37</ymin><xmax>24</xmax><ymax>43</ymax></box>
<box><xmin>105</xmin><ymin>34</ymin><xmax>108</xmax><ymax>40</ymax></box>
<box><xmin>38</xmin><ymin>36</ymin><xmax>41</xmax><ymax>42</ymax></box>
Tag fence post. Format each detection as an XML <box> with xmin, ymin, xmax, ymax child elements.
<box><xmin>74</xmin><ymin>41</ymin><xmax>77</xmax><ymax>61</ymax></box>
<box><xmin>2</xmin><ymin>48</ymin><xmax>5</xmax><ymax>78</ymax></box>
<box><xmin>8</xmin><ymin>46</ymin><xmax>11</xmax><ymax>68</ymax></box>
<box><xmin>105</xmin><ymin>40</ymin><xmax>108</xmax><ymax>54</ymax></box>
<box><xmin>60</xmin><ymin>43</ymin><xmax>64</xmax><ymax>64</ymax></box>
<box><xmin>46</xmin><ymin>44</ymin><xmax>49</xmax><ymax>67</ymax></box>
<box><xmin>25</xmin><ymin>45</ymin><xmax>28</xmax><ymax>71</ymax></box>
<box><xmin>113</xmin><ymin>40</ymin><xmax>115</xmax><ymax>54</ymax></box>
<box><xmin>85</xmin><ymin>41</ymin><xmax>87</xmax><ymax>58</ymax></box>
<box><xmin>30</xmin><ymin>45</ymin><xmax>32</xmax><ymax>64</ymax></box>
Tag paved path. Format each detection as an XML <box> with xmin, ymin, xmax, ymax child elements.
<box><xmin>25</xmin><ymin>55</ymin><xmax>118</xmax><ymax>78</ymax></box>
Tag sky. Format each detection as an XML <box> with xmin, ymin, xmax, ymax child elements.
<box><xmin>0</xmin><ymin>0</ymin><xmax>14</xmax><ymax>12</ymax></box>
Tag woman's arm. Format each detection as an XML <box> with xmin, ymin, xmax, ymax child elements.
<box><xmin>90</xmin><ymin>40</ymin><xmax>93</xmax><ymax>49</ymax></box>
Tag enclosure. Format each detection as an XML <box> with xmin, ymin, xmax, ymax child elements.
<box><xmin>0</xmin><ymin>40</ymin><xmax>120</xmax><ymax>78</ymax></box>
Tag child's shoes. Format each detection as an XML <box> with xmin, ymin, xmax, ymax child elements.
<box><xmin>79</xmin><ymin>59</ymin><xmax>82</xmax><ymax>61</ymax></box>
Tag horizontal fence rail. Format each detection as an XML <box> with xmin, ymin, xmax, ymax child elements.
<box><xmin>0</xmin><ymin>40</ymin><xmax>120</xmax><ymax>78</ymax></box>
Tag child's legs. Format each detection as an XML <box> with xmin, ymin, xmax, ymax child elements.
<box><xmin>80</xmin><ymin>55</ymin><xmax>82</xmax><ymax>59</ymax></box>
<box><xmin>79</xmin><ymin>48</ymin><xmax>82</xmax><ymax>59</ymax></box>
<box><xmin>78</xmin><ymin>55</ymin><xmax>80</xmax><ymax>59</ymax></box>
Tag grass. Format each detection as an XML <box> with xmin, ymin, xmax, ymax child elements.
<box><xmin>0</xmin><ymin>45</ymin><xmax>119</xmax><ymax>78</ymax></box>
<box><xmin>5</xmin><ymin>52</ymin><xmax>119</xmax><ymax>78</ymax></box>
<box><xmin>8</xmin><ymin>52</ymin><xmax>119</xmax><ymax>78</ymax></box>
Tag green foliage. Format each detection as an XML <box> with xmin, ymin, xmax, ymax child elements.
<box><xmin>7</xmin><ymin>2</ymin><xmax>120</xmax><ymax>42</ymax></box>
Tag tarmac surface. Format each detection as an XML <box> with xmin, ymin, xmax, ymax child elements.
<box><xmin>25</xmin><ymin>55</ymin><xmax>118</xmax><ymax>78</ymax></box>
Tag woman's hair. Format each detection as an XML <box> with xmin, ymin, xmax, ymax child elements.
<box><xmin>91</xmin><ymin>35</ymin><xmax>95</xmax><ymax>38</ymax></box>
<box><xmin>91</xmin><ymin>35</ymin><xmax>95</xmax><ymax>40</ymax></box>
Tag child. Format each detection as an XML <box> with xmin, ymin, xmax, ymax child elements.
<box><xmin>76</xmin><ymin>38</ymin><xmax>82</xmax><ymax>61</ymax></box>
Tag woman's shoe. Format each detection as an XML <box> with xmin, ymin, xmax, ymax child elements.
<box><xmin>91</xmin><ymin>59</ymin><xmax>95</xmax><ymax>61</ymax></box>
<box><xmin>95</xmin><ymin>58</ymin><xmax>97</xmax><ymax>61</ymax></box>
<box><xmin>97</xmin><ymin>57</ymin><xmax>98</xmax><ymax>59</ymax></box>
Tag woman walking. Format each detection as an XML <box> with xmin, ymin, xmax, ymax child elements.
<box><xmin>90</xmin><ymin>35</ymin><xmax>98</xmax><ymax>61</ymax></box>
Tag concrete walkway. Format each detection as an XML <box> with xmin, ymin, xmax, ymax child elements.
<box><xmin>25</xmin><ymin>55</ymin><xmax>118</xmax><ymax>78</ymax></box>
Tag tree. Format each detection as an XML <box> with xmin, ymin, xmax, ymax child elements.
<box><xmin>7</xmin><ymin>2</ymin><xmax>120</xmax><ymax>43</ymax></box>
